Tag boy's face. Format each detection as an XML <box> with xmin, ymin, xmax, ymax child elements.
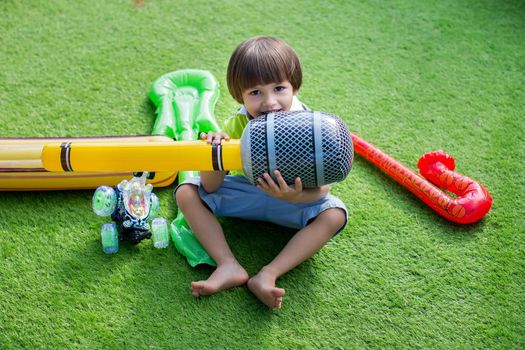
<box><xmin>241</xmin><ymin>81</ymin><xmax>295</xmax><ymax>118</ymax></box>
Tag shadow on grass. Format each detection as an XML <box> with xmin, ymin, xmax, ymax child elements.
<box><xmin>140</xmin><ymin>97</ymin><xmax>157</xmax><ymax>132</ymax></box>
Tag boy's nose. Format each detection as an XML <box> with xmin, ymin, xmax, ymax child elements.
<box><xmin>263</xmin><ymin>95</ymin><xmax>277</xmax><ymax>108</ymax></box>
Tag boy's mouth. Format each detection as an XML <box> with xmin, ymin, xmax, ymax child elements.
<box><xmin>258</xmin><ymin>109</ymin><xmax>283</xmax><ymax>116</ymax></box>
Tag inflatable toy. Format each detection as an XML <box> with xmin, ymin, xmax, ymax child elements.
<box><xmin>241</xmin><ymin>111</ymin><xmax>353</xmax><ymax>188</ymax></box>
<box><xmin>351</xmin><ymin>134</ymin><xmax>492</xmax><ymax>224</ymax></box>
<box><xmin>93</xmin><ymin>172</ymin><xmax>170</xmax><ymax>253</ymax></box>
<box><xmin>41</xmin><ymin>111</ymin><xmax>354</xmax><ymax>188</ymax></box>
<box><xmin>0</xmin><ymin>135</ymin><xmax>177</xmax><ymax>191</ymax></box>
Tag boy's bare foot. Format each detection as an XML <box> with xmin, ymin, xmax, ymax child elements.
<box><xmin>247</xmin><ymin>267</ymin><xmax>285</xmax><ymax>309</ymax></box>
<box><xmin>191</xmin><ymin>260</ymin><xmax>249</xmax><ymax>297</ymax></box>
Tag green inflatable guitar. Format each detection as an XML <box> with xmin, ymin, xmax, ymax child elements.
<box><xmin>149</xmin><ymin>69</ymin><xmax>220</xmax><ymax>267</ymax></box>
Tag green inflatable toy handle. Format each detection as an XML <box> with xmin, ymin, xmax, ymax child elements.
<box><xmin>149</xmin><ymin>69</ymin><xmax>220</xmax><ymax>267</ymax></box>
<box><xmin>149</xmin><ymin>69</ymin><xmax>221</xmax><ymax>139</ymax></box>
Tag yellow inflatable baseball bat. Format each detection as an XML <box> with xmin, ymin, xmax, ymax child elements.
<box><xmin>42</xmin><ymin>139</ymin><xmax>243</xmax><ymax>172</ymax></box>
<box><xmin>0</xmin><ymin>136</ymin><xmax>179</xmax><ymax>191</ymax></box>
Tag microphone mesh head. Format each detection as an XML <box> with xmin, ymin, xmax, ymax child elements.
<box><xmin>240</xmin><ymin>111</ymin><xmax>353</xmax><ymax>188</ymax></box>
<box><xmin>321</xmin><ymin>115</ymin><xmax>353</xmax><ymax>184</ymax></box>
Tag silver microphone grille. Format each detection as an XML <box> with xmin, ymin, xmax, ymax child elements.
<box><xmin>240</xmin><ymin>111</ymin><xmax>353</xmax><ymax>188</ymax></box>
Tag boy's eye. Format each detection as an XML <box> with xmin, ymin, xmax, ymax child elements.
<box><xmin>275</xmin><ymin>86</ymin><xmax>286</xmax><ymax>92</ymax></box>
<box><xmin>249</xmin><ymin>90</ymin><xmax>260</xmax><ymax>96</ymax></box>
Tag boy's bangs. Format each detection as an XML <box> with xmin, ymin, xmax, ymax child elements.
<box><xmin>240</xmin><ymin>53</ymin><xmax>288</xmax><ymax>90</ymax></box>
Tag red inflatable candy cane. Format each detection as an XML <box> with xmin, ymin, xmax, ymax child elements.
<box><xmin>351</xmin><ymin>134</ymin><xmax>492</xmax><ymax>224</ymax></box>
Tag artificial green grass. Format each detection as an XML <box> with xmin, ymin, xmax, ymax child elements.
<box><xmin>1</xmin><ymin>0</ymin><xmax>524</xmax><ymax>348</ymax></box>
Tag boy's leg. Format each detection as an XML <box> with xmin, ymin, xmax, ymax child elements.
<box><xmin>248</xmin><ymin>208</ymin><xmax>346</xmax><ymax>309</ymax></box>
<box><xmin>176</xmin><ymin>184</ymin><xmax>249</xmax><ymax>297</ymax></box>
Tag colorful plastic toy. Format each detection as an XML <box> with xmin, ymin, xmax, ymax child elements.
<box><xmin>92</xmin><ymin>172</ymin><xmax>170</xmax><ymax>253</ymax></box>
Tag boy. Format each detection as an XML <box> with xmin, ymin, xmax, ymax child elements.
<box><xmin>175</xmin><ymin>36</ymin><xmax>347</xmax><ymax>309</ymax></box>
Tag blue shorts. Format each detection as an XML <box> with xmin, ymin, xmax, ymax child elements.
<box><xmin>175</xmin><ymin>175</ymin><xmax>348</xmax><ymax>235</ymax></box>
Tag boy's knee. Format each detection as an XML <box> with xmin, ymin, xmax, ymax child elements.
<box><xmin>175</xmin><ymin>184</ymin><xmax>199</xmax><ymax>208</ymax></box>
<box><xmin>318</xmin><ymin>208</ymin><xmax>347</xmax><ymax>234</ymax></box>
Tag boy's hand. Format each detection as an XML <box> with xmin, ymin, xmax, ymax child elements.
<box><xmin>200</xmin><ymin>131</ymin><xmax>230</xmax><ymax>145</ymax></box>
<box><xmin>257</xmin><ymin>170</ymin><xmax>304</xmax><ymax>203</ymax></box>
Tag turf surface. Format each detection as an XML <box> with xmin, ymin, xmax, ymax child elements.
<box><xmin>1</xmin><ymin>0</ymin><xmax>524</xmax><ymax>348</ymax></box>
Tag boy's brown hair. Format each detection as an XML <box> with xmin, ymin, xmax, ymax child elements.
<box><xmin>227</xmin><ymin>36</ymin><xmax>303</xmax><ymax>104</ymax></box>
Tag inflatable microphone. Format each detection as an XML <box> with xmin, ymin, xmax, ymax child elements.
<box><xmin>241</xmin><ymin>111</ymin><xmax>353</xmax><ymax>187</ymax></box>
<box><xmin>42</xmin><ymin>111</ymin><xmax>354</xmax><ymax>188</ymax></box>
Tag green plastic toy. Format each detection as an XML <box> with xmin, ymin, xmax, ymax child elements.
<box><xmin>149</xmin><ymin>69</ymin><xmax>221</xmax><ymax>267</ymax></box>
